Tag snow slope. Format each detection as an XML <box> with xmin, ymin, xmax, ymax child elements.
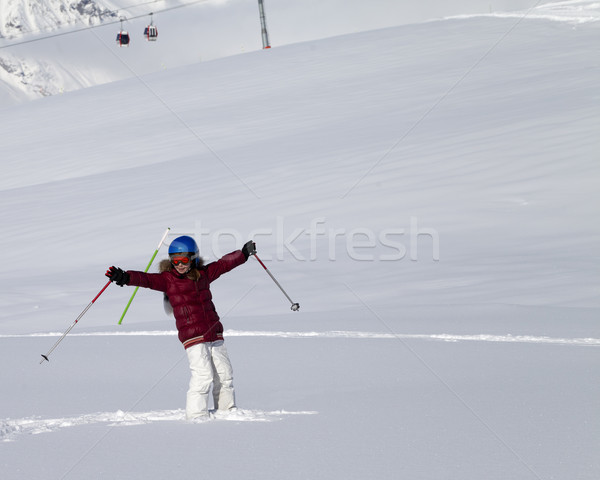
<box><xmin>1</xmin><ymin>2</ymin><xmax>599</xmax><ymax>479</ymax></box>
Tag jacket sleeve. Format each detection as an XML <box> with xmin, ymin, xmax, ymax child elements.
<box><xmin>126</xmin><ymin>270</ymin><xmax>169</xmax><ymax>292</ymax></box>
<box><xmin>205</xmin><ymin>250</ymin><xmax>246</xmax><ymax>283</ymax></box>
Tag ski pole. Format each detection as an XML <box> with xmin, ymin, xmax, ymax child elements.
<box><xmin>253</xmin><ymin>253</ymin><xmax>300</xmax><ymax>311</ymax></box>
<box><xmin>118</xmin><ymin>227</ymin><xmax>170</xmax><ymax>325</ymax></box>
<box><xmin>40</xmin><ymin>280</ymin><xmax>112</xmax><ymax>364</ymax></box>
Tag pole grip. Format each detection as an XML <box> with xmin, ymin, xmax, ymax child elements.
<box><xmin>254</xmin><ymin>253</ymin><xmax>268</xmax><ymax>270</ymax></box>
<box><xmin>92</xmin><ymin>280</ymin><xmax>112</xmax><ymax>303</ymax></box>
<box><xmin>156</xmin><ymin>227</ymin><xmax>171</xmax><ymax>250</ymax></box>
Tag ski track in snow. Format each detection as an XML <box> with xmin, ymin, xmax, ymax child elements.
<box><xmin>1</xmin><ymin>330</ymin><xmax>599</xmax><ymax>346</ymax></box>
<box><xmin>0</xmin><ymin>409</ymin><xmax>319</xmax><ymax>443</ymax></box>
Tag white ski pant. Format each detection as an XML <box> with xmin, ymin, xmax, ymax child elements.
<box><xmin>185</xmin><ymin>340</ymin><xmax>236</xmax><ymax>419</ymax></box>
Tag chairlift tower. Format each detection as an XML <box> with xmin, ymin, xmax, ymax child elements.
<box><xmin>257</xmin><ymin>0</ymin><xmax>271</xmax><ymax>49</ymax></box>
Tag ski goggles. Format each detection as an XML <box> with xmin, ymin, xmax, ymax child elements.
<box><xmin>170</xmin><ymin>255</ymin><xmax>192</xmax><ymax>266</ymax></box>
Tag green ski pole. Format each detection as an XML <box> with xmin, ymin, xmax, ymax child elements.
<box><xmin>118</xmin><ymin>227</ymin><xmax>170</xmax><ymax>325</ymax></box>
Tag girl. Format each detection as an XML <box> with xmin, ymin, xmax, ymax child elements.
<box><xmin>106</xmin><ymin>235</ymin><xmax>256</xmax><ymax>419</ymax></box>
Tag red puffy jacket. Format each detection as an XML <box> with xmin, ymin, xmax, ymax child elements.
<box><xmin>127</xmin><ymin>250</ymin><xmax>246</xmax><ymax>348</ymax></box>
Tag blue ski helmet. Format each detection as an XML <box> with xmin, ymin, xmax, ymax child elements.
<box><xmin>168</xmin><ymin>235</ymin><xmax>200</xmax><ymax>267</ymax></box>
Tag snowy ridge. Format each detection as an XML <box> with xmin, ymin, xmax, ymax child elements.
<box><xmin>449</xmin><ymin>0</ymin><xmax>600</xmax><ymax>24</ymax></box>
<box><xmin>0</xmin><ymin>0</ymin><xmax>118</xmax><ymax>38</ymax></box>
<box><xmin>4</xmin><ymin>330</ymin><xmax>599</xmax><ymax>346</ymax></box>
<box><xmin>1</xmin><ymin>408</ymin><xmax>319</xmax><ymax>442</ymax></box>
<box><xmin>0</xmin><ymin>51</ymin><xmax>92</xmax><ymax>99</ymax></box>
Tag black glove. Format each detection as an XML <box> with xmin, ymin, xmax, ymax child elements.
<box><xmin>105</xmin><ymin>266</ymin><xmax>130</xmax><ymax>287</ymax></box>
<box><xmin>242</xmin><ymin>240</ymin><xmax>256</xmax><ymax>260</ymax></box>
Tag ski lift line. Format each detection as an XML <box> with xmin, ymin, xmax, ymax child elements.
<box><xmin>115</xmin><ymin>0</ymin><xmax>166</xmax><ymax>12</ymax></box>
<box><xmin>86</xmin><ymin>26</ymin><xmax>261</xmax><ymax>199</ymax></box>
<box><xmin>3</xmin><ymin>0</ymin><xmax>205</xmax><ymax>45</ymax></box>
<box><xmin>1</xmin><ymin>0</ymin><xmax>188</xmax><ymax>39</ymax></box>
<box><xmin>0</xmin><ymin>0</ymin><xmax>209</xmax><ymax>50</ymax></box>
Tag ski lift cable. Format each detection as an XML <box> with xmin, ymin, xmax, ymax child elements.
<box><xmin>0</xmin><ymin>0</ymin><xmax>162</xmax><ymax>40</ymax></box>
<box><xmin>86</xmin><ymin>24</ymin><xmax>261</xmax><ymax>199</ymax></box>
<box><xmin>0</xmin><ymin>0</ymin><xmax>210</xmax><ymax>50</ymax></box>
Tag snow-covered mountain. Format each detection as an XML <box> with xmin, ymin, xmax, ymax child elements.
<box><xmin>0</xmin><ymin>0</ymin><xmax>117</xmax><ymax>37</ymax></box>
<box><xmin>0</xmin><ymin>0</ymin><xmax>120</xmax><ymax>103</ymax></box>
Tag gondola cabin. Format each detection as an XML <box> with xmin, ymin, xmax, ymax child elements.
<box><xmin>144</xmin><ymin>24</ymin><xmax>158</xmax><ymax>41</ymax></box>
<box><xmin>116</xmin><ymin>31</ymin><xmax>130</xmax><ymax>47</ymax></box>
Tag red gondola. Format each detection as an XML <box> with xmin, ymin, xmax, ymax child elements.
<box><xmin>144</xmin><ymin>25</ymin><xmax>158</xmax><ymax>41</ymax></box>
<box><xmin>144</xmin><ymin>13</ymin><xmax>158</xmax><ymax>42</ymax></box>
<box><xmin>116</xmin><ymin>31</ymin><xmax>130</xmax><ymax>47</ymax></box>
<box><xmin>116</xmin><ymin>19</ymin><xmax>130</xmax><ymax>47</ymax></box>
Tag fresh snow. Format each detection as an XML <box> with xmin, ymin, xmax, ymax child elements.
<box><xmin>1</xmin><ymin>1</ymin><xmax>599</xmax><ymax>479</ymax></box>
<box><xmin>1</xmin><ymin>408</ymin><xmax>319</xmax><ymax>443</ymax></box>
